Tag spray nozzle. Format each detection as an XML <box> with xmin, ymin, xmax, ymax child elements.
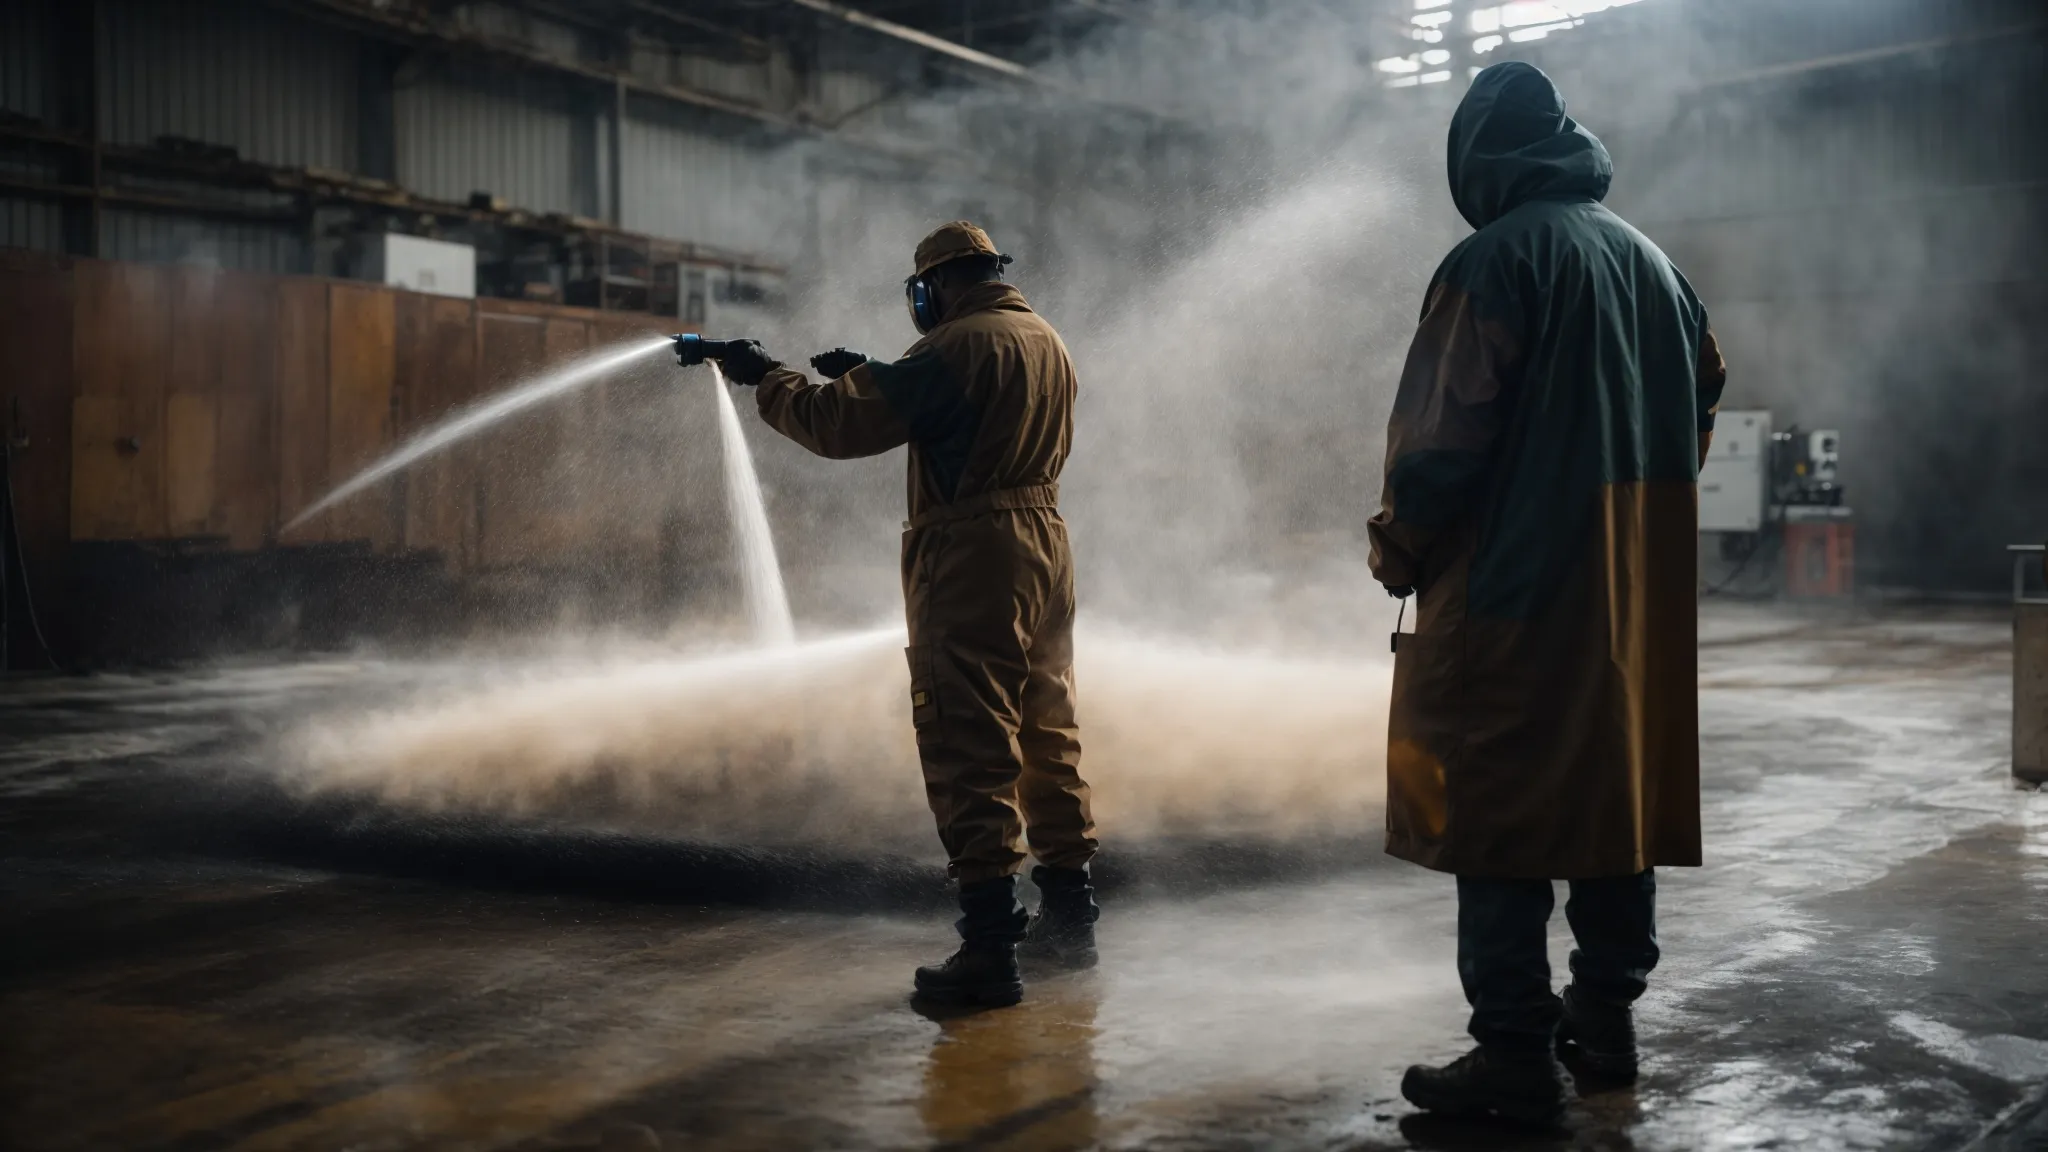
<box><xmin>672</xmin><ymin>334</ymin><xmax>754</xmax><ymax>368</ymax></box>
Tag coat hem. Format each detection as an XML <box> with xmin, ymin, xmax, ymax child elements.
<box><xmin>1386</xmin><ymin>835</ymin><xmax>1702</xmax><ymax>878</ymax></box>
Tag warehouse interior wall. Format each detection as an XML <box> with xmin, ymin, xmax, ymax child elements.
<box><xmin>0</xmin><ymin>0</ymin><xmax>2042</xmax><ymax>671</ymax></box>
<box><xmin>1522</xmin><ymin>0</ymin><xmax>2048</xmax><ymax>592</ymax></box>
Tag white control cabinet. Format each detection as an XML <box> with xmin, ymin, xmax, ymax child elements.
<box><xmin>1699</xmin><ymin>409</ymin><xmax>1770</xmax><ymax>532</ymax></box>
<box><xmin>364</xmin><ymin>233</ymin><xmax>476</xmax><ymax>299</ymax></box>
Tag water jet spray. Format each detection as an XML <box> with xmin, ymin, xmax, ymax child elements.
<box><xmin>284</xmin><ymin>335</ymin><xmax>673</xmax><ymax>531</ymax></box>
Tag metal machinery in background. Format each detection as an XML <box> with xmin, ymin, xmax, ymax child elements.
<box><xmin>1699</xmin><ymin>410</ymin><xmax>1854</xmax><ymax>598</ymax></box>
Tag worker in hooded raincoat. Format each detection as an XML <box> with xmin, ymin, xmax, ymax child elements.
<box><xmin>1369</xmin><ymin>63</ymin><xmax>1726</xmax><ymax>1124</ymax></box>
<box><xmin>703</xmin><ymin>223</ymin><xmax>1099</xmax><ymax>1009</ymax></box>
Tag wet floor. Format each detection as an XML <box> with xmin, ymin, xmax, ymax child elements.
<box><xmin>2</xmin><ymin>604</ymin><xmax>2044</xmax><ymax>1151</ymax></box>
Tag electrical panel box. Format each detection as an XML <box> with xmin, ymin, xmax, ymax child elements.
<box><xmin>1806</xmin><ymin>429</ymin><xmax>1840</xmax><ymax>484</ymax></box>
<box><xmin>363</xmin><ymin>233</ymin><xmax>476</xmax><ymax>299</ymax></box>
<box><xmin>1700</xmin><ymin>409</ymin><xmax>1770</xmax><ymax>532</ymax></box>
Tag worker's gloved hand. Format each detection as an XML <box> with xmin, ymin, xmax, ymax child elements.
<box><xmin>809</xmin><ymin>347</ymin><xmax>870</xmax><ymax>379</ymax></box>
<box><xmin>715</xmin><ymin>340</ymin><xmax>778</xmax><ymax>387</ymax></box>
<box><xmin>1385</xmin><ymin>584</ymin><xmax>1416</xmax><ymax>600</ymax></box>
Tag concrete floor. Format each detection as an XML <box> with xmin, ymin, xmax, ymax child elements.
<box><xmin>2</xmin><ymin>604</ymin><xmax>2043</xmax><ymax>1151</ymax></box>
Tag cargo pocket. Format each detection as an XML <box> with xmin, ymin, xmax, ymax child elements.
<box><xmin>905</xmin><ymin>645</ymin><xmax>940</xmax><ymax>731</ymax></box>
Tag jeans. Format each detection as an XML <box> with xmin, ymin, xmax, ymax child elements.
<box><xmin>1456</xmin><ymin>869</ymin><xmax>1659</xmax><ymax>1051</ymax></box>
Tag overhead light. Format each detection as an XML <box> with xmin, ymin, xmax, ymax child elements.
<box><xmin>1472</xmin><ymin>34</ymin><xmax>1504</xmax><ymax>53</ymax></box>
<box><xmin>1421</xmin><ymin>49</ymin><xmax>1451</xmax><ymax>65</ymax></box>
<box><xmin>1420</xmin><ymin>70</ymin><xmax>1453</xmax><ymax>83</ymax></box>
<box><xmin>1376</xmin><ymin>55</ymin><xmax>1422</xmax><ymax>73</ymax></box>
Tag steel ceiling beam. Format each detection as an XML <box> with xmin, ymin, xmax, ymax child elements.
<box><xmin>783</xmin><ymin>0</ymin><xmax>1035</xmax><ymax>81</ymax></box>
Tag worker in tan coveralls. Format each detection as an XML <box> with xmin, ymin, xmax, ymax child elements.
<box><xmin>702</xmin><ymin>222</ymin><xmax>1099</xmax><ymax>1008</ymax></box>
<box><xmin>1371</xmin><ymin>63</ymin><xmax>1727</xmax><ymax>1125</ymax></box>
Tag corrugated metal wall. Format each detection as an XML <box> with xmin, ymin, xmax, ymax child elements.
<box><xmin>396</xmin><ymin>75</ymin><xmax>588</xmax><ymax>217</ymax></box>
<box><xmin>2</xmin><ymin>0</ymin><xmax>48</xmax><ymax>118</ymax></box>
<box><xmin>2</xmin><ymin>0</ymin><xmax>57</xmax><ymax>249</ymax></box>
<box><xmin>0</xmin><ymin>0</ymin><xmax>980</xmax><ymax>274</ymax></box>
<box><xmin>100</xmin><ymin>0</ymin><xmax>358</xmax><ymax>170</ymax></box>
<box><xmin>0</xmin><ymin>199</ymin><xmax>63</xmax><ymax>252</ymax></box>
<box><xmin>621</xmin><ymin>117</ymin><xmax>807</xmax><ymax>261</ymax></box>
<box><xmin>100</xmin><ymin>209</ymin><xmax>307</xmax><ymax>273</ymax></box>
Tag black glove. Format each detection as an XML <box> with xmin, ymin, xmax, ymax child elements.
<box><xmin>809</xmin><ymin>347</ymin><xmax>870</xmax><ymax>379</ymax></box>
<box><xmin>1385</xmin><ymin>584</ymin><xmax>1416</xmax><ymax>600</ymax></box>
<box><xmin>715</xmin><ymin>340</ymin><xmax>777</xmax><ymax>387</ymax></box>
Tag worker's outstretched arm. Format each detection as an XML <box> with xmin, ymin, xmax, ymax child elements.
<box><xmin>756</xmin><ymin>344</ymin><xmax>974</xmax><ymax>461</ymax></box>
<box><xmin>1695</xmin><ymin>324</ymin><xmax>1727</xmax><ymax>471</ymax></box>
<box><xmin>1368</xmin><ymin>275</ymin><xmax>1521</xmax><ymax>594</ymax></box>
<box><xmin>755</xmin><ymin>360</ymin><xmax>913</xmax><ymax>459</ymax></box>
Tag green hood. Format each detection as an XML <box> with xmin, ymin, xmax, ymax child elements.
<box><xmin>1447</xmin><ymin>62</ymin><xmax>1613</xmax><ymax>230</ymax></box>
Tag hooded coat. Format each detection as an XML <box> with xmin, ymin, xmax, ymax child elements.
<box><xmin>1369</xmin><ymin>62</ymin><xmax>1727</xmax><ymax>878</ymax></box>
<box><xmin>754</xmin><ymin>280</ymin><xmax>1096</xmax><ymax>886</ymax></box>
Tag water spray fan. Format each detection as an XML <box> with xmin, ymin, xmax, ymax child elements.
<box><xmin>672</xmin><ymin>334</ymin><xmax>754</xmax><ymax>368</ymax></box>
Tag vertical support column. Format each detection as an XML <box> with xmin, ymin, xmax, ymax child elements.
<box><xmin>608</xmin><ymin>78</ymin><xmax>626</xmax><ymax>227</ymax></box>
<box><xmin>358</xmin><ymin>46</ymin><xmax>400</xmax><ymax>182</ymax></box>
<box><xmin>53</xmin><ymin>0</ymin><xmax>103</xmax><ymax>256</ymax></box>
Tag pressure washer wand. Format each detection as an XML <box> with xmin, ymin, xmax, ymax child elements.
<box><xmin>672</xmin><ymin>334</ymin><xmax>753</xmax><ymax>368</ymax></box>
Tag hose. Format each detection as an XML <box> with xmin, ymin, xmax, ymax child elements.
<box><xmin>1</xmin><ymin>438</ymin><xmax>59</xmax><ymax>670</ymax></box>
<box><xmin>1702</xmin><ymin>530</ymin><xmax>1771</xmax><ymax>597</ymax></box>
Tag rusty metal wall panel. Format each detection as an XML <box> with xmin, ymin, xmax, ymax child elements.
<box><xmin>472</xmin><ymin>310</ymin><xmax>546</xmax><ymax>568</ymax></box>
<box><xmin>274</xmin><ymin>277</ymin><xmax>329</xmax><ymax>541</ymax></box>
<box><xmin>394</xmin><ymin>293</ymin><xmax>479</xmax><ymax>566</ymax></box>
<box><xmin>325</xmin><ymin>282</ymin><xmax>398</xmax><ymax>548</ymax></box>
<box><xmin>71</xmin><ymin>260</ymin><xmax>173</xmax><ymax>540</ymax></box>
<box><xmin>100</xmin><ymin>0</ymin><xmax>359</xmax><ymax>170</ymax></box>
<box><xmin>396</xmin><ymin>75</ymin><xmax>586</xmax><ymax>217</ymax></box>
<box><xmin>214</xmin><ymin>270</ymin><xmax>280</xmax><ymax>549</ymax></box>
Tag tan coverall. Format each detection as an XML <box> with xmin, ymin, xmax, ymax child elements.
<box><xmin>756</xmin><ymin>280</ymin><xmax>1097</xmax><ymax>884</ymax></box>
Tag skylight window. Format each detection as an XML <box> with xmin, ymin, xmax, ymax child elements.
<box><xmin>1388</xmin><ymin>0</ymin><xmax>1651</xmax><ymax>90</ymax></box>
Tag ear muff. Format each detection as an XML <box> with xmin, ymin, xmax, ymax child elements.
<box><xmin>904</xmin><ymin>274</ymin><xmax>940</xmax><ymax>334</ymax></box>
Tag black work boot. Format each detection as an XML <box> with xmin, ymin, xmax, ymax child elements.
<box><xmin>1019</xmin><ymin>864</ymin><xmax>1100</xmax><ymax>970</ymax></box>
<box><xmin>1556</xmin><ymin>983</ymin><xmax>1638</xmax><ymax>1082</ymax></box>
<box><xmin>1401</xmin><ymin>1046</ymin><xmax>1572</xmax><ymax>1128</ymax></box>
<box><xmin>914</xmin><ymin>875</ymin><xmax>1027</xmax><ymax>1008</ymax></box>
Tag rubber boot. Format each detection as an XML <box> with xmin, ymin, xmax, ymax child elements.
<box><xmin>1556</xmin><ymin>983</ymin><xmax>1638</xmax><ymax>1082</ymax></box>
<box><xmin>1019</xmin><ymin>864</ymin><xmax>1099</xmax><ymax>970</ymax></box>
<box><xmin>914</xmin><ymin>875</ymin><xmax>1027</xmax><ymax>1008</ymax></box>
<box><xmin>1401</xmin><ymin>1045</ymin><xmax>1572</xmax><ymax>1128</ymax></box>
